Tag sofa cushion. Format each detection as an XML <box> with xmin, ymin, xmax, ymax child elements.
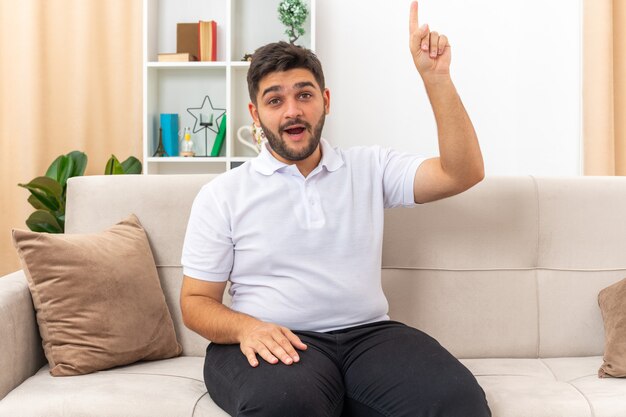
<box><xmin>598</xmin><ymin>277</ymin><xmax>626</xmax><ymax>377</ymax></box>
<box><xmin>0</xmin><ymin>357</ymin><xmax>228</xmax><ymax>417</ymax></box>
<box><xmin>11</xmin><ymin>214</ymin><xmax>182</xmax><ymax>376</ymax></box>
<box><xmin>64</xmin><ymin>174</ymin><xmax>216</xmax><ymax>356</ymax></box>
<box><xmin>461</xmin><ymin>356</ymin><xmax>626</xmax><ymax>417</ymax></box>
<box><xmin>2</xmin><ymin>356</ymin><xmax>623</xmax><ymax>417</ymax></box>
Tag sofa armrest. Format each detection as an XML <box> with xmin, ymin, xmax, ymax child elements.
<box><xmin>0</xmin><ymin>270</ymin><xmax>45</xmax><ymax>400</ymax></box>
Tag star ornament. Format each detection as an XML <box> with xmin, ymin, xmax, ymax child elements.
<box><xmin>186</xmin><ymin>95</ymin><xmax>226</xmax><ymax>134</ymax></box>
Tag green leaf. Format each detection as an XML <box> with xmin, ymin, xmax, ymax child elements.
<box><xmin>120</xmin><ymin>156</ymin><xmax>142</xmax><ymax>174</ymax></box>
<box><xmin>67</xmin><ymin>151</ymin><xmax>87</xmax><ymax>177</ymax></box>
<box><xmin>56</xmin><ymin>213</ymin><xmax>65</xmax><ymax>231</ymax></box>
<box><xmin>45</xmin><ymin>155</ymin><xmax>65</xmax><ymax>181</ymax></box>
<box><xmin>104</xmin><ymin>155</ymin><xmax>124</xmax><ymax>175</ymax></box>
<box><xmin>52</xmin><ymin>155</ymin><xmax>74</xmax><ymax>191</ymax></box>
<box><xmin>18</xmin><ymin>177</ymin><xmax>62</xmax><ymax>212</ymax></box>
<box><xmin>45</xmin><ymin>151</ymin><xmax>86</xmax><ymax>190</ymax></box>
<box><xmin>25</xmin><ymin>210</ymin><xmax>63</xmax><ymax>233</ymax></box>
<box><xmin>27</xmin><ymin>194</ymin><xmax>46</xmax><ymax>210</ymax></box>
<box><xmin>60</xmin><ymin>157</ymin><xmax>75</xmax><ymax>189</ymax></box>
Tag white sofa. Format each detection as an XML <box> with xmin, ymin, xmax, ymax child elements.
<box><xmin>1</xmin><ymin>174</ymin><xmax>626</xmax><ymax>417</ymax></box>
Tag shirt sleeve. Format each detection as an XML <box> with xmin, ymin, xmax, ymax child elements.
<box><xmin>181</xmin><ymin>184</ymin><xmax>234</xmax><ymax>282</ymax></box>
<box><xmin>379</xmin><ymin>147</ymin><xmax>427</xmax><ymax>208</ymax></box>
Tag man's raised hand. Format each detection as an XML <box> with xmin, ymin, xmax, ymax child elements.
<box><xmin>409</xmin><ymin>1</ymin><xmax>451</xmax><ymax>80</ymax></box>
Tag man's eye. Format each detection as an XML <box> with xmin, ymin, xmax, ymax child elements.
<box><xmin>268</xmin><ymin>98</ymin><xmax>281</xmax><ymax>105</ymax></box>
<box><xmin>300</xmin><ymin>93</ymin><xmax>312</xmax><ymax>99</ymax></box>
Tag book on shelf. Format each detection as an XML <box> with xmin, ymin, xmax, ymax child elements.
<box><xmin>157</xmin><ymin>53</ymin><xmax>197</xmax><ymax>62</ymax></box>
<box><xmin>176</xmin><ymin>23</ymin><xmax>199</xmax><ymax>60</ymax></box>
<box><xmin>198</xmin><ymin>20</ymin><xmax>217</xmax><ymax>61</ymax></box>
<box><xmin>210</xmin><ymin>115</ymin><xmax>227</xmax><ymax>157</ymax></box>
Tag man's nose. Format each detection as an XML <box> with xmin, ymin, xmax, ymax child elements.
<box><xmin>284</xmin><ymin>98</ymin><xmax>303</xmax><ymax>118</ymax></box>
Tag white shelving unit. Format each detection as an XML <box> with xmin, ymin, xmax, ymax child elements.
<box><xmin>143</xmin><ymin>0</ymin><xmax>316</xmax><ymax>174</ymax></box>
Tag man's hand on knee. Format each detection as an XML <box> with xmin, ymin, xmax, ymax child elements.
<box><xmin>238</xmin><ymin>321</ymin><xmax>308</xmax><ymax>367</ymax></box>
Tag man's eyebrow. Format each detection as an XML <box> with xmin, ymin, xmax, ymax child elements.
<box><xmin>261</xmin><ymin>85</ymin><xmax>282</xmax><ymax>98</ymax></box>
<box><xmin>294</xmin><ymin>81</ymin><xmax>316</xmax><ymax>90</ymax></box>
<box><xmin>261</xmin><ymin>81</ymin><xmax>317</xmax><ymax>98</ymax></box>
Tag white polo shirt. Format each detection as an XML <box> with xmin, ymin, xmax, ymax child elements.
<box><xmin>181</xmin><ymin>138</ymin><xmax>426</xmax><ymax>332</ymax></box>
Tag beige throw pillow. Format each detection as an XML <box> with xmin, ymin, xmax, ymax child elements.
<box><xmin>12</xmin><ymin>214</ymin><xmax>182</xmax><ymax>376</ymax></box>
<box><xmin>598</xmin><ymin>277</ymin><xmax>626</xmax><ymax>378</ymax></box>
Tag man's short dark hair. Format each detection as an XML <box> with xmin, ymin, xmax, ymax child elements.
<box><xmin>247</xmin><ymin>41</ymin><xmax>325</xmax><ymax>105</ymax></box>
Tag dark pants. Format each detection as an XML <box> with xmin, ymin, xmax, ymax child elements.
<box><xmin>204</xmin><ymin>320</ymin><xmax>491</xmax><ymax>417</ymax></box>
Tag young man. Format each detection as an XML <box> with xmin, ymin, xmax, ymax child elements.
<box><xmin>181</xmin><ymin>2</ymin><xmax>489</xmax><ymax>416</ymax></box>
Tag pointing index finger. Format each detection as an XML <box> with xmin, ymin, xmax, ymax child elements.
<box><xmin>409</xmin><ymin>1</ymin><xmax>419</xmax><ymax>34</ymax></box>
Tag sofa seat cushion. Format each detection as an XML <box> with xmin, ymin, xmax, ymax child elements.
<box><xmin>3</xmin><ymin>355</ymin><xmax>625</xmax><ymax>416</ymax></box>
<box><xmin>0</xmin><ymin>357</ymin><xmax>228</xmax><ymax>417</ymax></box>
<box><xmin>461</xmin><ymin>356</ymin><xmax>626</xmax><ymax>417</ymax></box>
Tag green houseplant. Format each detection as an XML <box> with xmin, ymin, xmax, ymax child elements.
<box><xmin>278</xmin><ymin>0</ymin><xmax>308</xmax><ymax>45</ymax></box>
<box><xmin>18</xmin><ymin>151</ymin><xmax>142</xmax><ymax>233</ymax></box>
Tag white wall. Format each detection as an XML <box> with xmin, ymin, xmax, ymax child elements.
<box><xmin>315</xmin><ymin>0</ymin><xmax>582</xmax><ymax>175</ymax></box>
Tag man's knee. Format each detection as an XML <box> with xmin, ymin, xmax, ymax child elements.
<box><xmin>236</xmin><ymin>381</ymin><xmax>343</xmax><ymax>417</ymax></box>
<box><xmin>204</xmin><ymin>342</ymin><xmax>344</xmax><ymax>416</ymax></box>
<box><xmin>438</xmin><ymin>371</ymin><xmax>491</xmax><ymax>417</ymax></box>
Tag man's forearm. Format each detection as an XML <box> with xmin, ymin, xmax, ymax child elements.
<box><xmin>423</xmin><ymin>76</ymin><xmax>484</xmax><ymax>183</ymax></box>
<box><xmin>182</xmin><ymin>295</ymin><xmax>259</xmax><ymax>344</ymax></box>
<box><xmin>182</xmin><ymin>293</ymin><xmax>307</xmax><ymax>367</ymax></box>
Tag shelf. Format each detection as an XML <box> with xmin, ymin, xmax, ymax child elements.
<box><xmin>147</xmin><ymin>61</ymin><xmax>229</xmax><ymax>68</ymax></box>
<box><xmin>146</xmin><ymin>66</ymin><xmax>227</xmax><ymax>158</ymax></box>
<box><xmin>143</xmin><ymin>0</ymin><xmax>315</xmax><ymax>175</ymax></box>
<box><xmin>147</xmin><ymin>61</ymin><xmax>248</xmax><ymax>69</ymax></box>
<box><xmin>147</xmin><ymin>157</ymin><xmax>228</xmax><ymax>163</ymax></box>
<box><xmin>145</xmin><ymin>0</ymin><xmax>229</xmax><ymax>63</ymax></box>
<box><xmin>145</xmin><ymin>160</ymin><xmax>228</xmax><ymax>175</ymax></box>
<box><xmin>231</xmin><ymin>61</ymin><xmax>251</xmax><ymax>68</ymax></box>
<box><xmin>231</xmin><ymin>0</ymin><xmax>314</xmax><ymax>61</ymax></box>
<box><xmin>147</xmin><ymin>157</ymin><xmax>253</xmax><ymax>164</ymax></box>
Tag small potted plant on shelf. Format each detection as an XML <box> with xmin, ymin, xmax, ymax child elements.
<box><xmin>278</xmin><ymin>0</ymin><xmax>309</xmax><ymax>45</ymax></box>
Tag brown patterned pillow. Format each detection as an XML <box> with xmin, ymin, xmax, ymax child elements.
<box><xmin>12</xmin><ymin>214</ymin><xmax>182</xmax><ymax>376</ymax></box>
<box><xmin>598</xmin><ymin>277</ymin><xmax>626</xmax><ymax>378</ymax></box>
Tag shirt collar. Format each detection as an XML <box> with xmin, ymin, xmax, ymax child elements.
<box><xmin>251</xmin><ymin>138</ymin><xmax>344</xmax><ymax>176</ymax></box>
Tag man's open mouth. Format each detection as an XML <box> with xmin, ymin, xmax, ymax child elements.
<box><xmin>283</xmin><ymin>126</ymin><xmax>306</xmax><ymax>135</ymax></box>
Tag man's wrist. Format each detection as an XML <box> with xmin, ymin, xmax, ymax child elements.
<box><xmin>235</xmin><ymin>315</ymin><xmax>262</xmax><ymax>343</ymax></box>
<box><xmin>421</xmin><ymin>73</ymin><xmax>453</xmax><ymax>90</ymax></box>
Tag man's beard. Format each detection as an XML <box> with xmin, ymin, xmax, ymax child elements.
<box><xmin>260</xmin><ymin>113</ymin><xmax>325</xmax><ymax>162</ymax></box>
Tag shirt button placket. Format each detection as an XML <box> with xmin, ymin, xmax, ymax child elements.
<box><xmin>302</xmin><ymin>179</ymin><xmax>312</xmax><ymax>227</ymax></box>
<box><xmin>310</xmin><ymin>183</ymin><xmax>323</xmax><ymax>222</ymax></box>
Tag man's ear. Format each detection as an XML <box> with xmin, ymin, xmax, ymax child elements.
<box><xmin>323</xmin><ymin>88</ymin><xmax>331</xmax><ymax>115</ymax></box>
<box><xmin>248</xmin><ymin>102</ymin><xmax>260</xmax><ymax>125</ymax></box>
